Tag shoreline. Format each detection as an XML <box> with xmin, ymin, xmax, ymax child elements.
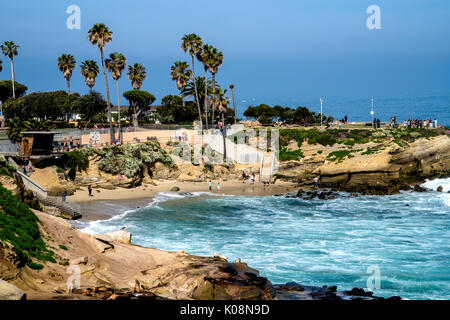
<box><xmin>69</xmin><ymin>179</ymin><xmax>298</xmax><ymax>222</ymax></box>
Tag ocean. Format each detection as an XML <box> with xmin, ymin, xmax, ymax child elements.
<box><xmin>78</xmin><ymin>178</ymin><xmax>450</xmax><ymax>300</ymax></box>
<box><xmin>236</xmin><ymin>96</ymin><xmax>450</xmax><ymax>127</ymax></box>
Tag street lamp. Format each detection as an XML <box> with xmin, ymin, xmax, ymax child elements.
<box><xmin>371</xmin><ymin>98</ymin><xmax>374</xmax><ymax>128</ymax></box>
<box><xmin>320</xmin><ymin>98</ymin><xmax>323</xmax><ymax>129</ymax></box>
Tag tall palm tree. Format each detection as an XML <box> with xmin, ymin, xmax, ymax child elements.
<box><xmin>106</xmin><ymin>52</ymin><xmax>127</xmax><ymax>144</ymax></box>
<box><xmin>170</xmin><ymin>61</ymin><xmax>191</xmax><ymax>107</ymax></box>
<box><xmin>197</xmin><ymin>44</ymin><xmax>214</xmax><ymax>129</ymax></box>
<box><xmin>1</xmin><ymin>41</ymin><xmax>19</xmax><ymax>98</ymax></box>
<box><xmin>208</xmin><ymin>47</ymin><xmax>223</xmax><ymax>127</ymax></box>
<box><xmin>88</xmin><ymin>23</ymin><xmax>114</xmax><ymax>142</ymax></box>
<box><xmin>181</xmin><ymin>33</ymin><xmax>203</xmax><ymax>128</ymax></box>
<box><xmin>182</xmin><ymin>76</ymin><xmax>213</xmax><ymax>110</ymax></box>
<box><xmin>80</xmin><ymin>60</ymin><xmax>99</xmax><ymax>92</ymax></box>
<box><xmin>57</xmin><ymin>54</ymin><xmax>76</xmax><ymax>94</ymax></box>
<box><xmin>229</xmin><ymin>84</ymin><xmax>237</xmax><ymax>124</ymax></box>
<box><xmin>213</xmin><ymin>86</ymin><xmax>230</xmax><ymax>162</ymax></box>
<box><xmin>127</xmin><ymin>63</ymin><xmax>146</xmax><ymax>89</ymax></box>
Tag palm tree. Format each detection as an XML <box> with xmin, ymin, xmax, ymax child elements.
<box><xmin>106</xmin><ymin>52</ymin><xmax>127</xmax><ymax>144</ymax></box>
<box><xmin>88</xmin><ymin>23</ymin><xmax>114</xmax><ymax>142</ymax></box>
<box><xmin>1</xmin><ymin>41</ymin><xmax>19</xmax><ymax>98</ymax></box>
<box><xmin>213</xmin><ymin>86</ymin><xmax>230</xmax><ymax>162</ymax></box>
<box><xmin>229</xmin><ymin>84</ymin><xmax>237</xmax><ymax>124</ymax></box>
<box><xmin>182</xmin><ymin>76</ymin><xmax>213</xmax><ymax>113</ymax></box>
<box><xmin>181</xmin><ymin>33</ymin><xmax>203</xmax><ymax>128</ymax></box>
<box><xmin>170</xmin><ymin>61</ymin><xmax>191</xmax><ymax>107</ymax></box>
<box><xmin>57</xmin><ymin>54</ymin><xmax>76</xmax><ymax>94</ymax></box>
<box><xmin>197</xmin><ymin>44</ymin><xmax>215</xmax><ymax>129</ymax></box>
<box><xmin>127</xmin><ymin>63</ymin><xmax>146</xmax><ymax>89</ymax></box>
<box><xmin>80</xmin><ymin>60</ymin><xmax>99</xmax><ymax>92</ymax></box>
<box><xmin>208</xmin><ymin>47</ymin><xmax>224</xmax><ymax>127</ymax></box>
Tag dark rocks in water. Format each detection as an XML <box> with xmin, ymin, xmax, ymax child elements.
<box><xmin>413</xmin><ymin>185</ymin><xmax>427</xmax><ymax>192</ymax></box>
<box><xmin>179</xmin><ymin>192</ymin><xmax>193</xmax><ymax>196</ymax></box>
<box><xmin>399</xmin><ymin>184</ymin><xmax>412</xmax><ymax>191</ymax></box>
<box><xmin>437</xmin><ymin>186</ymin><xmax>443</xmax><ymax>192</ymax></box>
<box><xmin>170</xmin><ymin>186</ymin><xmax>180</xmax><ymax>192</ymax></box>
<box><xmin>345</xmin><ymin>287</ymin><xmax>373</xmax><ymax>297</ymax></box>
<box><xmin>296</xmin><ymin>189</ymin><xmax>304</xmax><ymax>197</ymax></box>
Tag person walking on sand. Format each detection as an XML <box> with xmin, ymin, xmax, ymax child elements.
<box><xmin>217</xmin><ymin>182</ymin><xmax>221</xmax><ymax>192</ymax></box>
<box><xmin>209</xmin><ymin>180</ymin><xmax>212</xmax><ymax>191</ymax></box>
<box><xmin>88</xmin><ymin>185</ymin><xmax>93</xmax><ymax>197</ymax></box>
<box><xmin>314</xmin><ymin>176</ymin><xmax>319</xmax><ymax>189</ymax></box>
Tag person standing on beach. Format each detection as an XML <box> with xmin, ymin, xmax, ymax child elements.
<box><xmin>62</xmin><ymin>191</ymin><xmax>66</xmax><ymax>202</ymax></box>
<box><xmin>88</xmin><ymin>185</ymin><xmax>93</xmax><ymax>197</ymax></box>
<box><xmin>209</xmin><ymin>180</ymin><xmax>212</xmax><ymax>191</ymax></box>
<box><xmin>217</xmin><ymin>182</ymin><xmax>221</xmax><ymax>192</ymax></box>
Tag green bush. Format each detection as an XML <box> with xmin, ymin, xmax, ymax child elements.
<box><xmin>58</xmin><ymin>244</ymin><xmax>68</xmax><ymax>250</ymax></box>
<box><xmin>0</xmin><ymin>186</ymin><xmax>55</xmax><ymax>267</ymax></box>
<box><xmin>279</xmin><ymin>148</ymin><xmax>305</xmax><ymax>161</ymax></box>
<box><xmin>26</xmin><ymin>262</ymin><xmax>44</xmax><ymax>270</ymax></box>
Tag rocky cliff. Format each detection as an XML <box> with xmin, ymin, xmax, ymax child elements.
<box><xmin>276</xmin><ymin>135</ymin><xmax>450</xmax><ymax>194</ymax></box>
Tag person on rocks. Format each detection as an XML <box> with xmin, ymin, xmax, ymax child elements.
<box><xmin>314</xmin><ymin>176</ymin><xmax>319</xmax><ymax>189</ymax></box>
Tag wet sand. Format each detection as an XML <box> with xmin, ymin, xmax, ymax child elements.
<box><xmin>69</xmin><ymin>179</ymin><xmax>298</xmax><ymax>221</ymax></box>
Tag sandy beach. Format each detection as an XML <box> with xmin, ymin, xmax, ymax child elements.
<box><xmin>68</xmin><ymin>179</ymin><xmax>298</xmax><ymax>221</ymax></box>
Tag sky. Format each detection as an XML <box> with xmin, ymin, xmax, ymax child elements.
<box><xmin>0</xmin><ymin>0</ymin><xmax>449</xmax><ymax>114</ymax></box>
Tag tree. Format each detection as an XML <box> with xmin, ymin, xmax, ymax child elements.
<box><xmin>181</xmin><ymin>33</ymin><xmax>203</xmax><ymax>128</ymax></box>
<box><xmin>106</xmin><ymin>52</ymin><xmax>127</xmax><ymax>144</ymax></box>
<box><xmin>0</xmin><ymin>41</ymin><xmax>19</xmax><ymax>98</ymax></box>
<box><xmin>71</xmin><ymin>91</ymin><xmax>107</xmax><ymax>128</ymax></box>
<box><xmin>57</xmin><ymin>54</ymin><xmax>76</xmax><ymax>94</ymax></box>
<box><xmin>229</xmin><ymin>84</ymin><xmax>237</xmax><ymax>124</ymax></box>
<box><xmin>214</xmin><ymin>87</ymin><xmax>230</xmax><ymax>162</ymax></box>
<box><xmin>127</xmin><ymin>63</ymin><xmax>146</xmax><ymax>89</ymax></box>
<box><xmin>88</xmin><ymin>23</ymin><xmax>114</xmax><ymax>143</ymax></box>
<box><xmin>208</xmin><ymin>47</ymin><xmax>223</xmax><ymax>127</ymax></box>
<box><xmin>196</xmin><ymin>44</ymin><xmax>215</xmax><ymax>129</ymax></box>
<box><xmin>156</xmin><ymin>95</ymin><xmax>197</xmax><ymax>124</ymax></box>
<box><xmin>0</xmin><ymin>80</ymin><xmax>27</xmax><ymax>103</ymax></box>
<box><xmin>80</xmin><ymin>60</ymin><xmax>99</xmax><ymax>92</ymax></box>
<box><xmin>6</xmin><ymin>118</ymin><xmax>54</xmax><ymax>143</ymax></box>
<box><xmin>170</xmin><ymin>61</ymin><xmax>191</xmax><ymax>107</ymax></box>
<box><xmin>123</xmin><ymin>89</ymin><xmax>155</xmax><ymax>129</ymax></box>
<box><xmin>182</xmin><ymin>76</ymin><xmax>213</xmax><ymax>117</ymax></box>
<box><xmin>2</xmin><ymin>91</ymin><xmax>74</xmax><ymax>121</ymax></box>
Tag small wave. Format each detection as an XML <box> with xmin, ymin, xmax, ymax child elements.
<box><xmin>421</xmin><ymin>178</ymin><xmax>450</xmax><ymax>192</ymax></box>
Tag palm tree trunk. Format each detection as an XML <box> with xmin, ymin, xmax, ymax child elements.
<box><xmin>116</xmin><ymin>79</ymin><xmax>122</xmax><ymax>144</ymax></box>
<box><xmin>231</xmin><ymin>87</ymin><xmax>237</xmax><ymax>124</ymax></box>
<box><xmin>211</xmin><ymin>73</ymin><xmax>216</xmax><ymax>128</ymax></box>
<box><xmin>181</xmin><ymin>95</ymin><xmax>185</xmax><ymax>107</ymax></box>
<box><xmin>66</xmin><ymin>77</ymin><xmax>71</xmax><ymax>95</ymax></box>
<box><xmin>10</xmin><ymin>59</ymin><xmax>15</xmax><ymax>98</ymax></box>
<box><xmin>191</xmin><ymin>55</ymin><xmax>202</xmax><ymax>129</ymax></box>
<box><xmin>100</xmin><ymin>48</ymin><xmax>114</xmax><ymax>144</ymax></box>
<box><xmin>203</xmin><ymin>68</ymin><xmax>209</xmax><ymax>130</ymax></box>
<box><xmin>222</xmin><ymin>112</ymin><xmax>227</xmax><ymax>162</ymax></box>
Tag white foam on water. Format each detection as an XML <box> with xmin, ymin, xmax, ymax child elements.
<box><xmin>421</xmin><ymin>177</ymin><xmax>450</xmax><ymax>192</ymax></box>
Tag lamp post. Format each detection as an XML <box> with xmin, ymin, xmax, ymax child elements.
<box><xmin>371</xmin><ymin>98</ymin><xmax>374</xmax><ymax>128</ymax></box>
<box><xmin>320</xmin><ymin>98</ymin><xmax>323</xmax><ymax>129</ymax></box>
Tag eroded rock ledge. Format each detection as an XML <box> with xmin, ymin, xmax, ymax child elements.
<box><xmin>276</xmin><ymin>135</ymin><xmax>450</xmax><ymax>195</ymax></box>
<box><xmin>0</xmin><ymin>211</ymin><xmax>398</xmax><ymax>300</ymax></box>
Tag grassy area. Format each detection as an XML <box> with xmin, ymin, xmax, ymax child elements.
<box><xmin>0</xmin><ymin>185</ymin><xmax>55</xmax><ymax>270</ymax></box>
<box><xmin>279</xmin><ymin>148</ymin><xmax>305</xmax><ymax>161</ymax></box>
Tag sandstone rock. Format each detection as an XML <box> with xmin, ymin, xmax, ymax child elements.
<box><xmin>94</xmin><ymin>234</ymin><xmax>114</xmax><ymax>243</ymax></box>
<box><xmin>70</xmin><ymin>256</ymin><xmax>88</xmax><ymax>265</ymax></box>
<box><xmin>0</xmin><ymin>279</ymin><xmax>26</xmax><ymax>300</ymax></box>
<box><xmin>105</xmin><ymin>230</ymin><xmax>132</xmax><ymax>244</ymax></box>
<box><xmin>170</xmin><ymin>186</ymin><xmax>180</xmax><ymax>192</ymax></box>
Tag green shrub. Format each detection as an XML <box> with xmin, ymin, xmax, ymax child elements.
<box><xmin>58</xmin><ymin>244</ymin><xmax>68</xmax><ymax>250</ymax></box>
<box><xmin>0</xmin><ymin>186</ymin><xmax>55</xmax><ymax>266</ymax></box>
<box><xmin>26</xmin><ymin>261</ymin><xmax>44</xmax><ymax>270</ymax></box>
<box><xmin>279</xmin><ymin>148</ymin><xmax>305</xmax><ymax>161</ymax></box>
<box><xmin>326</xmin><ymin>150</ymin><xmax>355</xmax><ymax>162</ymax></box>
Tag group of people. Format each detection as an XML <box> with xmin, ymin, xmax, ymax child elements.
<box><xmin>61</xmin><ymin>136</ymin><xmax>80</xmax><ymax>152</ymax></box>
<box><xmin>401</xmin><ymin>118</ymin><xmax>438</xmax><ymax>129</ymax></box>
<box><xmin>242</xmin><ymin>171</ymin><xmax>256</xmax><ymax>184</ymax></box>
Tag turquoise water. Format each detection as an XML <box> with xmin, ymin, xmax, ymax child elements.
<box><xmin>79</xmin><ymin>179</ymin><xmax>450</xmax><ymax>300</ymax></box>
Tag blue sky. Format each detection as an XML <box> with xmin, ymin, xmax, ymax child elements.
<box><xmin>0</xmin><ymin>0</ymin><xmax>449</xmax><ymax>112</ymax></box>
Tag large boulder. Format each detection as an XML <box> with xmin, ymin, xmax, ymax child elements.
<box><xmin>105</xmin><ymin>230</ymin><xmax>132</xmax><ymax>244</ymax></box>
<box><xmin>0</xmin><ymin>279</ymin><xmax>26</xmax><ymax>300</ymax></box>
